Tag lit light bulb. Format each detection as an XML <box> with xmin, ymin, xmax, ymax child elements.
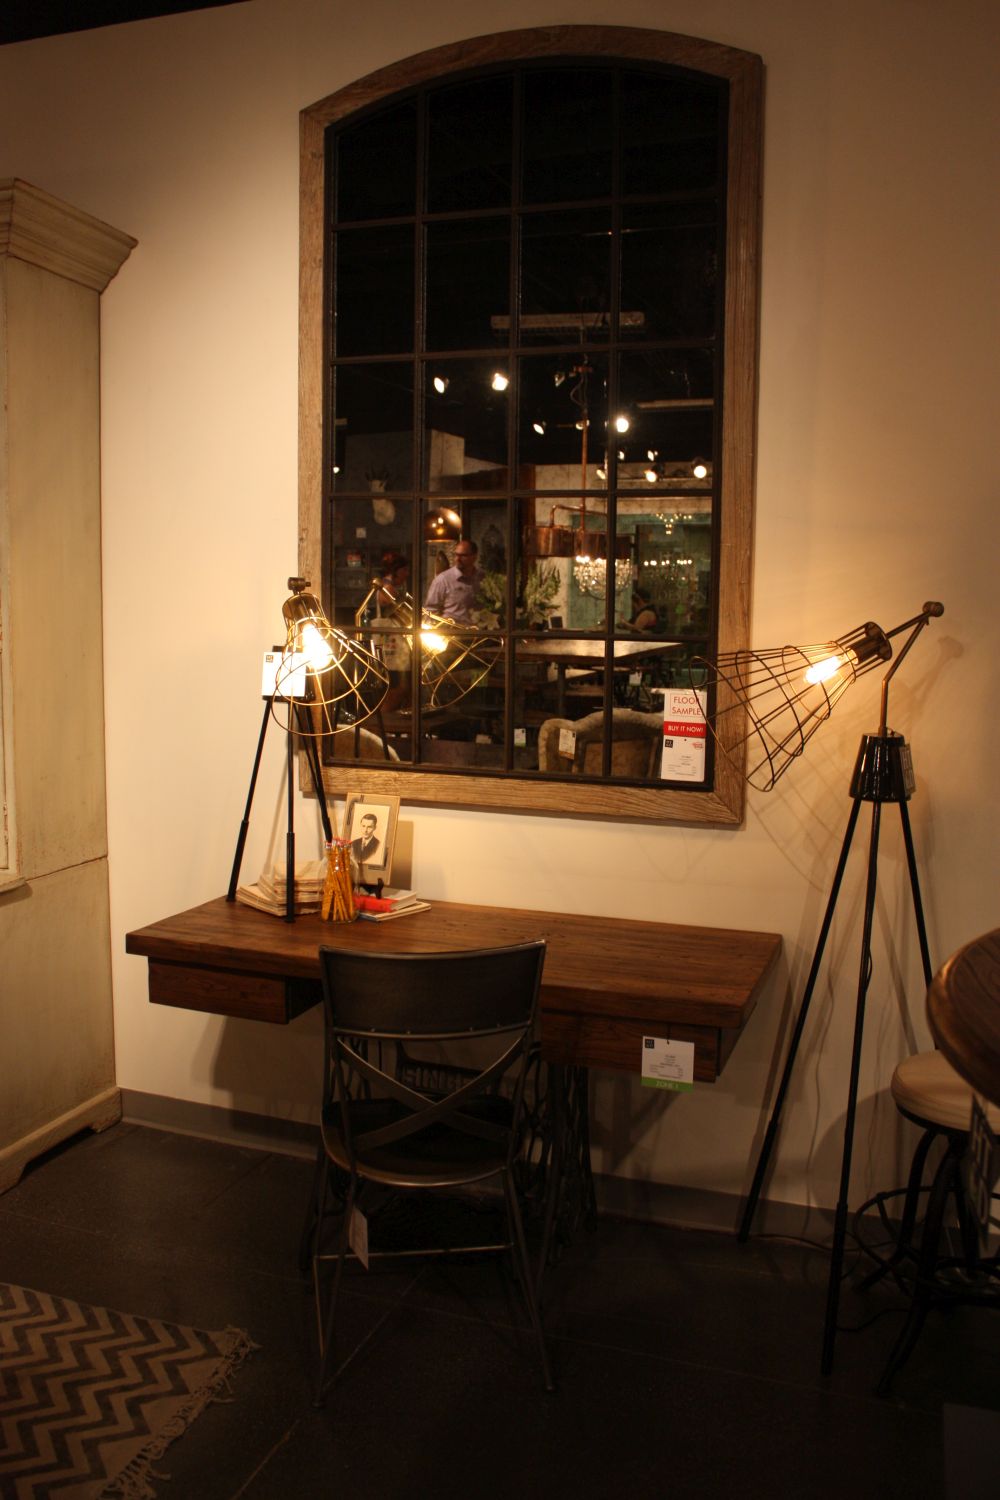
<box><xmin>644</xmin><ymin>467</ymin><xmax>658</xmax><ymax>483</ymax></box>
<box><xmin>421</xmin><ymin>630</ymin><xmax>448</xmax><ymax>655</ymax></box>
<box><xmin>804</xmin><ymin>654</ymin><xmax>843</xmax><ymax>686</ymax></box>
<box><xmin>532</xmin><ymin>419</ymin><xmax>546</xmax><ymax>435</ymax></box>
<box><xmin>692</xmin><ymin>460</ymin><xmax>708</xmax><ymax>479</ymax></box>
<box><xmin>614</xmin><ymin>414</ymin><xmax>630</xmax><ymax>433</ymax></box>
<box><xmin>491</xmin><ymin>371</ymin><xmax>509</xmax><ymax>392</ymax></box>
<box><xmin>433</xmin><ymin>375</ymin><xmax>449</xmax><ymax>394</ymax></box>
<box><xmin>300</xmin><ymin>622</ymin><xmax>335</xmax><ymax>672</ymax></box>
<box><xmin>595</xmin><ymin>465</ymin><xmax>607</xmax><ymax>481</ymax></box>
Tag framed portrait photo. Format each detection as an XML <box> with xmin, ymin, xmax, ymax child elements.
<box><xmin>343</xmin><ymin>793</ymin><xmax>400</xmax><ymax>882</ymax></box>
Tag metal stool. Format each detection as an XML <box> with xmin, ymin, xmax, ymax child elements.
<box><xmin>856</xmin><ymin>1051</ymin><xmax>999</xmax><ymax>1393</ymax></box>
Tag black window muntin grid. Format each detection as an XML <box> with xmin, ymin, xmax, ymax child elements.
<box><xmin>321</xmin><ymin>57</ymin><xmax>728</xmax><ymax>788</ymax></box>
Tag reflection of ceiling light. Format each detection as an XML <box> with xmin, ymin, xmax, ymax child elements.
<box><xmin>332</xmin><ymin>465</ymin><xmax>340</xmax><ymax>474</ymax></box>
<box><xmin>647</xmin><ymin>449</ymin><xmax>657</xmax><ymax>462</ymax></box>
<box><xmin>614</xmin><ymin>414</ymin><xmax>630</xmax><ymax>433</ymax></box>
<box><xmin>617</xmin><ymin>449</ymin><xmax>625</xmax><ymax>461</ymax></box>
<box><xmin>424</xmin><ymin>506</ymin><xmax>462</xmax><ymax>541</ymax></box>
<box><xmin>644</xmin><ymin>467</ymin><xmax>658</xmax><ymax>483</ymax></box>
<box><xmin>432</xmin><ymin>375</ymin><xmax>449</xmax><ymax>394</ymax></box>
<box><xmin>692</xmin><ymin>459</ymin><xmax>709</xmax><ymax>479</ymax></box>
<box><xmin>532</xmin><ymin>419</ymin><xmax>546</xmax><ymax>435</ymax></box>
<box><xmin>595</xmin><ymin>465</ymin><xmax>607</xmax><ymax>481</ymax></box>
<box><xmin>491</xmin><ymin>371</ymin><xmax>509</xmax><ymax>391</ymax></box>
<box><xmin>553</xmin><ymin>371</ymin><xmax>566</xmax><ymax>386</ymax></box>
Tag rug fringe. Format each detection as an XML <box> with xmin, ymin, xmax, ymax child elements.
<box><xmin>97</xmin><ymin>1328</ymin><xmax>259</xmax><ymax>1500</ymax></box>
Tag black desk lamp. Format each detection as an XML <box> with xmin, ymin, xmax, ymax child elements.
<box><xmin>694</xmin><ymin>601</ymin><xmax>945</xmax><ymax>1373</ymax></box>
<box><xmin>227</xmin><ymin>578</ymin><xmax>388</xmax><ymax>921</ymax></box>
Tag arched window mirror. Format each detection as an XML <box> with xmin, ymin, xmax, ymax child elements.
<box><xmin>300</xmin><ymin>27</ymin><xmax>762</xmax><ymax>824</ymax></box>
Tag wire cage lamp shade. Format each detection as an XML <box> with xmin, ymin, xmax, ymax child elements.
<box><xmin>692</xmin><ymin>619</ymin><xmax>894</xmax><ymax>792</ymax></box>
<box><xmin>354</xmin><ymin>581</ymin><xmax>502</xmax><ymax>710</ymax></box>
<box><xmin>274</xmin><ymin>577</ymin><xmax>388</xmax><ymax>734</ymax></box>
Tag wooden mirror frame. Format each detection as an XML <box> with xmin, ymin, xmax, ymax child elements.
<box><xmin>300</xmin><ymin>25</ymin><xmax>763</xmax><ymax>824</ymax></box>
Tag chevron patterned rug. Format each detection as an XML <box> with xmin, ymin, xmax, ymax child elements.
<box><xmin>0</xmin><ymin>1282</ymin><xmax>256</xmax><ymax>1499</ymax></box>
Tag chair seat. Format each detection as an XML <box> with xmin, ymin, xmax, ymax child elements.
<box><xmin>891</xmin><ymin>1050</ymin><xmax>1000</xmax><ymax>1132</ymax></box>
<box><xmin>321</xmin><ymin>1095</ymin><xmax>514</xmax><ymax>1188</ymax></box>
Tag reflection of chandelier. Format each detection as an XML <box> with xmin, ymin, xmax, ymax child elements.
<box><xmin>574</xmin><ymin>555</ymin><xmax>632</xmax><ymax>598</ymax></box>
<box><xmin>354</xmin><ymin>581</ymin><xmax>501</xmax><ymax>708</ymax></box>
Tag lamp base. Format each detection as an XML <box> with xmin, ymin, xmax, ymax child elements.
<box><xmin>849</xmin><ymin>731</ymin><xmax>916</xmax><ymax>803</ymax></box>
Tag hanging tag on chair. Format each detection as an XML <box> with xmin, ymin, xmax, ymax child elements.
<box><xmin>349</xmin><ymin>1205</ymin><xmax>370</xmax><ymax>1270</ymax></box>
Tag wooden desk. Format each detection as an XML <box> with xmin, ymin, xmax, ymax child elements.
<box><xmin>126</xmin><ymin>897</ymin><xmax>781</xmax><ymax>1084</ymax></box>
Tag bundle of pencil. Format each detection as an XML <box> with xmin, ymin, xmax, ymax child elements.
<box><xmin>322</xmin><ymin>839</ymin><xmax>356</xmax><ymax>923</ymax></box>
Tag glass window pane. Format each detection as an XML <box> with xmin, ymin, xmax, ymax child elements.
<box><xmin>334</xmin><ymin>100</ymin><xmax>417</xmax><ymax>221</ymax></box>
<box><xmin>522</xmin><ymin>68</ymin><xmax>613</xmax><ymax>204</ymax></box>
<box><xmin>615</xmin><ymin>508</ymin><xmax>713</xmax><ymax>643</ymax></box>
<box><xmin>423</xmin><ymin>357</ymin><xmax>510</xmax><ymax>490</ymax></box>
<box><xmin>621</xmin><ymin>72</ymin><xmax>723</xmax><ymax>196</ymax></box>
<box><xmin>425</xmin><ymin>219</ymin><xmax>510</xmax><ymax>352</ymax></box>
<box><xmin>427</xmin><ymin>76</ymin><xmax>513</xmax><ymax>212</ymax></box>
<box><xmin>519</xmin><ymin>208</ymin><xmax>612</xmax><ymax>342</ymax></box>
<box><xmin>618</xmin><ymin>351</ymin><xmax>715</xmax><ymax>475</ymax></box>
<box><xmin>332</xmin><ymin>362</ymin><xmax>414</xmax><ymax>493</ymax></box>
<box><xmin>518</xmin><ymin>352</ymin><xmax>609</xmax><ymax>492</ymax></box>
<box><xmin>335</xmin><ymin>226</ymin><xmax>414</xmax><ymax>356</ymax></box>
<box><xmin>621</xmin><ymin>202</ymin><xmax>720</xmax><ymax>341</ymax></box>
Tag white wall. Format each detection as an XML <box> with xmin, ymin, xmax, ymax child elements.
<box><xmin>1</xmin><ymin>0</ymin><xmax>996</xmax><ymax>1214</ymax></box>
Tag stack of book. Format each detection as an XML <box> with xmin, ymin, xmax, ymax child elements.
<box><xmin>353</xmin><ymin>888</ymin><xmax>431</xmax><ymax>922</ymax></box>
<box><xmin>236</xmin><ymin>860</ymin><xmax>327</xmax><ymax>917</ymax></box>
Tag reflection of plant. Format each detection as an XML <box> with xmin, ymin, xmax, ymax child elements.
<box><xmin>474</xmin><ymin>563</ymin><xmax>560</xmax><ymax>629</ymax></box>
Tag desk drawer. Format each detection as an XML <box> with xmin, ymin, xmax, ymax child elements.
<box><xmin>542</xmin><ymin>1012</ymin><xmax>732</xmax><ymax>1082</ymax></box>
<box><xmin>149</xmin><ymin>960</ymin><xmax>321</xmax><ymax>1024</ymax></box>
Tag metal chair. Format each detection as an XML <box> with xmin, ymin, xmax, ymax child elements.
<box><xmin>856</xmin><ymin>1050</ymin><xmax>1000</xmax><ymax>1392</ymax></box>
<box><xmin>311</xmin><ymin>941</ymin><xmax>553</xmax><ymax>1404</ymax></box>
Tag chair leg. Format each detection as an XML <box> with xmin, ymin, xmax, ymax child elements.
<box><xmin>858</xmin><ymin>1124</ymin><xmax>939</xmax><ymax>1291</ymax></box>
<box><xmin>313</xmin><ymin>1172</ymin><xmax>356</xmax><ymax>1407</ymax></box>
<box><xmin>876</xmin><ymin>1137</ymin><xmax>964</xmax><ymax>1395</ymax></box>
<box><xmin>503</xmin><ymin>1169</ymin><xmax>554</xmax><ymax>1392</ymax></box>
<box><xmin>298</xmin><ymin>1141</ymin><xmax>327</xmax><ymax>1275</ymax></box>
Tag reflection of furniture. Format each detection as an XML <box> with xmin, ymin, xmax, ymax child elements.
<box><xmin>326</xmin><ymin>725</ymin><xmax>399</xmax><ymax>762</ymax></box>
<box><xmin>311</xmin><ymin>941</ymin><xmax>552</xmax><ymax>1402</ymax></box>
<box><xmin>517</xmin><ymin>639</ymin><xmax>675</xmax><ymax>718</ymax></box>
<box><xmin>537</xmin><ymin>710</ymin><xmax>663</xmax><ymax>778</ymax></box>
<box><xmin>927</xmin><ymin>928</ymin><xmax>1000</xmax><ymax>1108</ymax></box>
<box><xmin>856</xmin><ymin>1050</ymin><xmax>1000</xmax><ymax>1394</ymax></box>
<box><xmin>126</xmin><ymin>896</ymin><xmax>782</xmax><ymax>1084</ymax></box>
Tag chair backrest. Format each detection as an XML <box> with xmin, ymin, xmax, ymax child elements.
<box><xmin>537</xmin><ymin>708</ymin><xmax>663</xmax><ymax>777</ymax></box>
<box><xmin>318</xmin><ymin>941</ymin><xmax>545</xmax><ymax>1040</ymax></box>
<box><xmin>317</xmin><ymin>942</ymin><xmax>547</xmax><ymax>1163</ymax></box>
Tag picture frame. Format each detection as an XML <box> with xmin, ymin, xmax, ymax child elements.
<box><xmin>343</xmin><ymin>793</ymin><xmax>400</xmax><ymax>882</ymax></box>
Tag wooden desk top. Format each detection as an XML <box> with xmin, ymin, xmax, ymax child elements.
<box><xmin>927</xmin><ymin>927</ymin><xmax>1000</xmax><ymax>1107</ymax></box>
<box><xmin>126</xmin><ymin>896</ymin><xmax>782</xmax><ymax>1082</ymax></box>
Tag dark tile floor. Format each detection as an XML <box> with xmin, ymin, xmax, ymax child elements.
<box><xmin>2</xmin><ymin>1122</ymin><xmax>997</xmax><ymax>1499</ymax></box>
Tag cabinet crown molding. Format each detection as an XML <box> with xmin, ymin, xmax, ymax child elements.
<box><xmin>0</xmin><ymin>179</ymin><xmax>136</xmax><ymax>292</ymax></box>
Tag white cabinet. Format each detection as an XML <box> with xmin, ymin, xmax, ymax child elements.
<box><xmin>0</xmin><ymin>181</ymin><xmax>135</xmax><ymax>1191</ymax></box>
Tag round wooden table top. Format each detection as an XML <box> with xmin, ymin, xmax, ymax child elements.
<box><xmin>927</xmin><ymin>927</ymin><xmax>1000</xmax><ymax>1107</ymax></box>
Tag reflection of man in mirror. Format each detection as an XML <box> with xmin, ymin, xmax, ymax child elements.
<box><xmin>424</xmin><ymin>539</ymin><xmax>481</xmax><ymax>623</ymax></box>
<box><xmin>350</xmin><ymin>812</ymin><xmax>381</xmax><ymax>865</ymax></box>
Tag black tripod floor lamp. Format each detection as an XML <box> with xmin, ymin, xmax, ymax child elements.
<box><xmin>695</xmin><ymin>600</ymin><xmax>945</xmax><ymax>1373</ymax></box>
<box><xmin>227</xmin><ymin>578</ymin><xmax>388</xmax><ymax>921</ymax></box>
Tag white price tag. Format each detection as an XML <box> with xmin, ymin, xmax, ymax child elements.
<box><xmin>660</xmin><ymin>688</ymin><xmax>707</xmax><ymax>782</ymax></box>
<box><xmin>348</xmin><ymin>1205</ymin><xmax>370</xmax><ymax>1269</ymax></box>
<box><xmin>641</xmin><ymin>1036</ymin><xmax>695</xmax><ymax>1092</ymax></box>
<box><xmin>558</xmin><ymin>727</ymin><xmax>577</xmax><ymax>759</ymax></box>
<box><xmin>513</xmin><ymin>726</ymin><xmax>527</xmax><ymax>747</ymax></box>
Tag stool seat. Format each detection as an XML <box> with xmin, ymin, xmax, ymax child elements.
<box><xmin>891</xmin><ymin>1050</ymin><xmax>1000</xmax><ymax>1132</ymax></box>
